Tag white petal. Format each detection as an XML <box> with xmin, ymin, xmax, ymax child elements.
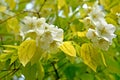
<box><xmin>86</xmin><ymin>28</ymin><xmax>97</xmax><ymax>39</ymax></box>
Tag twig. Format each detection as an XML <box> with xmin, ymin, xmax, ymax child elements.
<box><xmin>0</xmin><ymin>68</ymin><xmax>19</xmax><ymax>79</ymax></box>
<box><xmin>0</xmin><ymin>11</ymin><xmax>24</xmax><ymax>24</ymax></box>
<box><xmin>51</xmin><ymin>61</ymin><xmax>60</xmax><ymax>80</ymax></box>
<box><xmin>37</xmin><ymin>0</ymin><xmax>47</xmax><ymax>18</ymax></box>
<box><xmin>0</xmin><ymin>10</ymin><xmax>39</xmax><ymax>24</ymax></box>
<box><xmin>38</xmin><ymin>0</ymin><xmax>47</xmax><ymax>12</ymax></box>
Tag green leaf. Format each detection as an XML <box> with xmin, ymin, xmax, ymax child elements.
<box><xmin>0</xmin><ymin>53</ymin><xmax>11</xmax><ymax>62</ymax></box>
<box><xmin>22</xmin><ymin>63</ymin><xmax>37</xmax><ymax>80</ymax></box>
<box><xmin>10</xmin><ymin>52</ymin><xmax>18</xmax><ymax>65</ymax></box>
<box><xmin>104</xmin><ymin>53</ymin><xmax>120</xmax><ymax>74</ymax></box>
<box><xmin>30</xmin><ymin>47</ymin><xmax>44</xmax><ymax>65</ymax></box>
<box><xmin>60</xmin><ymin>41</ymin><xmax>76</xmax><ymax>57</ymax></box>
<box><xmin>64</xmin><ymin>64</ymin><xmax>78</xmax><ymax>80</ymax></box>
<box><xmin>36</xmin><ymin>62</ymin><xmax>44</xmax><ymax>80</ymax></box>
<box><xmin>81</xmin><ymin>43</ymin><xmax>99</xmax><ymax>72</ymax></box>
<box><xmin>18</xmin><ymin>40</ymin><xmax>36</xmax><ymax>66</ymax></box>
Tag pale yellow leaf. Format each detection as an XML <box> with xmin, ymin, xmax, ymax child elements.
<box><xmin>18</xmin><ymin>40</ymin><xmax>36</xmax><ymax>67</ymax></box>
<box><xmin>59</xmin><ymin>41</ymin><xmax>76</xmax><ymax>57</ymax></box>
<box><xmin>7</xmin><ymin>18</ymin><xmax>20</xmax><ymax>33</ymax></box>
<box><xmin>0</xmin><ymin>6</ymin><xmax>6</xmax><ymax>12</ymax></box>
<box><xmin>81</xmin><ymin>43</ymin><xmax>99</xmax><ymax>72</ymax></box>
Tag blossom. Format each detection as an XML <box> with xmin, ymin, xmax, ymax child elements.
<box><xmin>96</xmin><ymin>21</ymin><xmax>116</xmax><ymax>43</ymax></box>
<box><xmin>20</xmin><ymin>16</ymin><xmax>64</xmax><ymax>53</ymax></box>
<box><xmin>85</xmin><ymin>1</ymin><xmax>116</xmax><ymax>51</ymax></box>
<box><xmin>86</xmin><ymin>28</ymin><xmax>114</xmax><ymax>51</ymax></box>
<box><xmin>88</xmin><ymin>2</ymin><xmax>105</xmax><ymax>24</ymax></box>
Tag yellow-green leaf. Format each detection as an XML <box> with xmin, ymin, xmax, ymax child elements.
<box><xmin>0</xmin><ymin>6</ymin><xmax>6</xmax><ymax>12</ymax></box>
<box><xmin>30</xmin><ymin>47</ymin><xmax>44</xmax><ymax>65</ymax></box>
<box><xmin>77</xmin><ymin>31</ymin><xmax>87</xmax><ymax>37</ymax></box>
<box><xmin>81</xmin><ymin>43</ymin><xmax>99</xmax><ymax>72</ymax></box>
<box><xmin>18</xmin><ymin>40</ymin><xmax>36</xmax><ymax>67</ymax></box>
<box><xmin>2</xmin><ymin>45</ymin><xmax>18</xmax><ymax>49</ymax></box>
<box><xmin>110</xmin><ymin>4</ymin><xmax>120</xmax><ymax>14</ymax></box>
<box><xmin>60</xmin><ymin>41</ymin><xmax>76</xmax><ymax>57</ymax></box>
<box><xmin>7</xmin><ymin>18</ymin><xmax>20</xmax><ymax>33</ymax></box>
<box><xmin>0</xmin><ymin>53</ymin><xmax>11</xmax><ymax>62</ymax></box>
<box><xmin>100</xmin><ymin>52</ymin><xmax>107</xmax><ymax>67</ymax></box>
<box><xmin>5</xmin><ymin>0</ymin><xmax>16</xmax><ymax>10</ymax></box>
<box><xmin>105</xmin><ymin>17</ymin><xmax>118</xmax><ymax>26</ymax></box>
<box><xmin>57</xmin><ymin>0</ymin><xmax>66</xmax><ymax>10</ymax></box>
<box><xmin>37</xmin><ymin>62</ymin><xmax>44</xmax><ymax>80</ymax></box>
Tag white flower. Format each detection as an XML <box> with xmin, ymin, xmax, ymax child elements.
<box><xmin>38</xmin><ymin>25</ymin><xmax>64</xmax><ymax>52</ymax></box>
<box><xmin>48</xmin><ymin>25</ymin><xmax>63</xmax><ymax>42</ymax></box>
<box><xmin>86</xmin><ymin>29</ymin><xmax>111</xmax><ymax>51</ymax></box>
<box><xmin>20</xmin><ymin>16</ymin><xmax>64</xmax><ymax>53</ymax></box>
<box><xmin>88</xmin><ymin>2</ymin><xmax>105</xmax><ymax>24</ymax></box>
<box><xmin>34</xmin><ymin>17</ymin><xmax>46</xmax><ymax>27</ymax></box>
<box><xmin>22</xmin><ymin>16</ymin><xmax>37</xmax><ymax>29</ymax></box>
<box><xmin>86</xmin><ymin>21</ymin><xmax>116</xmax><ymax>50</ymax></box>
<box><xmin>86</xmin><ymin>28</ymin><xmax>97</xmax><ymax>40</ymax></box>
<box><xmin>96</xmin><ymin>21</ymin><xmax>116</xmax><ymax>43</ymax></box>
<box><xmin>86</xmin><ymin>1</ymin><xmax>116</xmax><ymax>51</ymax></box>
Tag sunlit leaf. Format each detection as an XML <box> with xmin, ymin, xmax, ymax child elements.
<box><xmin>57</xmin><ymin>0</ymin><xmax>66</xmax><ymax>10</ymax></box>
<box><xmin>81</xmin><ymin>43</ymin><xmax>99</xmax><ymax>72</ymax></box>
<box><xmin>18</xmin><ymin>40</ymin><xmax>36</xmax><ymax>66</ymax></box>
<box><xmin>7</xmin><ymin>18</ymin><xmax>20</xmax><ymax>33</ymax></box>
<box><xmin>2</xmin><ymin>45</ymin><xmax>18</xmax><ymax>49</ymax></box>
<box><xmin>0</xmin><ymin>6</ymin><xmax>6</xmax><ymax>12</ymax></box>
<box><xmin>77</xmin><ymin>31</ymin><xmax>87</xmax><ymax>37</ymax></box>
<box><xmin>60</xmin><ymin>41</ymin><xmax>76</xmax><ymax>57</ymax></box>
<box><xmin>5</xmin><ymin>0</ymin><xmax>16</xmax><ymax>10</ymax></box>
<box><xmin>110</xmin><ymin>4</ymin><xmax>120</xmax><ymax>14</ymax></box>
<box><xmin>105</xmin><ymin>17</ymin><xmax>118</xmax><ymax>26</ymax></box>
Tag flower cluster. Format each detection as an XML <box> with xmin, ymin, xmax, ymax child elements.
<box><xmin>20</xmin><ymin>16</ymin><xmax>63</xmax><ymax>53</ymax></box>
<box><xmin>86</xmin><ymin>2</ymin><xmax>116</xmax><ymax>51</ymax></box>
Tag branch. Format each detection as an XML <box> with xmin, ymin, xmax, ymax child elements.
<box><xmin>0</xmin><ymin>11</ymin><xmax>24</xmax><ymax>24</ymax></box>
<box><xmin>51</xmin><ymin>61</ymin><xmax>60</xmax><ymax>80</ymax></box>
<box><xmin>38</xmin><ymin>0</ymin><xmax>47</xmax><ymax>12</ymax></box>
<box><xmin>37</xmin><ymin>0</ymin><xmax>47</xmax><ymax>18</ymax></box>
<box><xmin>0</xmin><ymin>67</ymin><xmax>20</xmax><ymax>79</ymax></box>
<box><xmin>0</xmin><ymin>10</ymin><xmax>38</xmax><ymax>24</ymax></box>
